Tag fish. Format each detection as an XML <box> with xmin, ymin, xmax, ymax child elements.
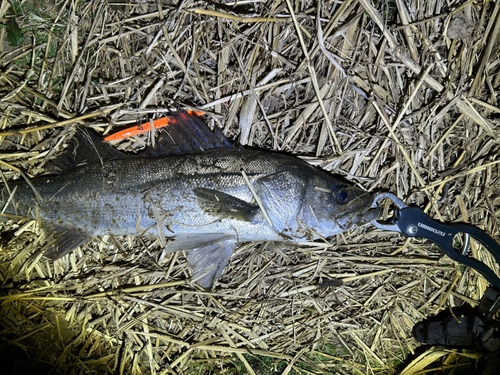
<box><xmin>0</xmin><ymin>111</ymin><xmax>380</xmax><ymax>288</ymax></box>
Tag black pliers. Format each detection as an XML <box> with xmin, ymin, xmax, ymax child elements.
<box><xmin>371</xmin><ymin>193</ymin><xmax>500</xmax><ymax>353</ymax></box>
<box><xmin>371</xmin><ymin>192</ymin><xmax>500</xmax><ymax>289</ymax></box>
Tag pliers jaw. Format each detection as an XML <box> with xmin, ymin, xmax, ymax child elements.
<box><xmin>370</xmin><ymin>192</ymin><xmax>407</xmax><ymax>232</ymax></box>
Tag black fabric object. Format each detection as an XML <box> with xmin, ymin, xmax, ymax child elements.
<box><xmin>413</xmin><ymin>315</ymin><xmax>500</xmax><ymax>353</ymax></box>
<box><xmin>479</xmin><ymin>287</ymin><xmax>500</xmax><ymax>323</ymax></box>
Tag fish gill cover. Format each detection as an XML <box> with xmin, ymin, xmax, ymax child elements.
<box><xmin>0</xmin><ymin>1</ymin><xmax>499</xmax><ymax>375</ymax></box>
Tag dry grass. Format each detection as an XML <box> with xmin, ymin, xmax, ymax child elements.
<box><xmin>0</xmin><ymin>0</ymin><xmax>499</xmax><ymax>374</ymax></box>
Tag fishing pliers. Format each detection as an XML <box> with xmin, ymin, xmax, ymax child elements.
<box><xmin>371</xmin><ymin>192</ymin><xmax>500</xmax><ymax>353</ymax></box>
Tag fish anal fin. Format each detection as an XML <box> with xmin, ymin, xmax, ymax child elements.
<box><xmin>187</xmin><ymin>240</ymin><xmax>236</xmax><ymax>289</ymax></box>
<box><xmin>193</xmin><ymin>187</ymin><xmax>259</xmax><ymax>222</ymax></box>
<box><xmin>42</xmin><ymin>224</ymin><xmax>90</xmax><ymax>260</ymax></box>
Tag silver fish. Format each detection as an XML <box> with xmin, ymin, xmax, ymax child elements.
<box><xmin>1</xmin><ymin>112</ymin><xmax>379</xmax><ymax>288</ymax></box>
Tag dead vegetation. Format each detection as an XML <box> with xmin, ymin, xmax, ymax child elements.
<box><xmin>0</xmin><ymin>0</ymin><xmax>499</xmax><ymax>374</ymax></box>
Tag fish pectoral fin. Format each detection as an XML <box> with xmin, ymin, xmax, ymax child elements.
<box><xmin>256</xmin><ymin>169</ymin><xmax>308</xmax><ymax>234</ymax></box>
<box><xmin>187</xmin><ymin>240</ymin><xmax>236</xmax><ymax>289</ymax></box>
<box><xmin>193</xmin><ymin>187</ymin><xmax>259</xmax><ymax>222</ymax></box>
<box><xmin>42</xmin><ymin>224</ymin><xmax>90</xmax><ymax>260</ymax></box>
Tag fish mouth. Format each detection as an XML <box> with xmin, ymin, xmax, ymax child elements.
<box><xmin>363</xmin><ymin>206</ymin><xmax>382</xmax><ymax>222</ymax></box>
<box><xmin>349</xmin><ymin>205</ymin><xmax>381</xmax><ymax>228</ymax></box>
<box><xmin>336</xmin><ymin>195</ymin><xmax>382</xmax><ymax>230</ymax></box>
<box><xmin>346</xmin><ymin>192</ymin><xmax>381</xmax><ymax>218</ymax></box>
<box><xmin>359</xmin><ymin>194</ymin><xmax>382</xmax><ymax>222</ymax></box>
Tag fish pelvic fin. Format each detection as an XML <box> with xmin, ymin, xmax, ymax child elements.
<box><xmin>187</xmin><ymin>239</ymin><xmax>236</xmax><ymax>289</ymax></box>
<box><xmin>193</xmin><ymin>188</ymin><xmax>259</xmax><ymax>222</ymax></box>
<box><xmin>42</xmin><ymin>224</ymin><xmax>90</xmax><ymax>260</ymax></box>
<box><xmin>164</xmin><ymin>233</ymin><xmax>233</xmax><ymax>252</ymax></box>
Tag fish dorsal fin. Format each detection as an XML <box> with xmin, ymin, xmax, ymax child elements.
<box><xmin>139</xmin><ymin>111</ymin><xmax>235</xmax><ymax>157</ymax></box>
<box><xmin>48</xmin><ymin>128</ymin><xmax>124</xmax><ymax>173</ymax></box>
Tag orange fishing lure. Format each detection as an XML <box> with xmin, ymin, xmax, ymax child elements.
<box><xmin>104</xmin><ymin>110</ymin><xmax>205</xmax><ymax>142</ymax></box>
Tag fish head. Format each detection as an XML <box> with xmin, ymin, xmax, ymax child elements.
<box><xmin>300</xmin><ymin>174</ymin><xmax>381</xmax><ymax>238</ymax></box>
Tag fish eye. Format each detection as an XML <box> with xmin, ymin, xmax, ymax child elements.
<box><xmin>335</xmin><ymin>190</ymin><xmax>349</xmax><ymax>204</ymax></box>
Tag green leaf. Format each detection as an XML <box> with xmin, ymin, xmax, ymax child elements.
<box><xmin>8</xmin><ymin>0</ymin><xmax>22</xmax><ymax>15</ymax></box>
<box><xmin>7</xmin><ymin>18</ymin><xmax>23</xmax><ymax>46</ymax></box>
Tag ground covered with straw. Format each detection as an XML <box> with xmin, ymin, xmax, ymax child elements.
<box><xmin>0</xmin><ymin>0</ymin><xmax>499</xmax><ymax>374</ymax></box>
